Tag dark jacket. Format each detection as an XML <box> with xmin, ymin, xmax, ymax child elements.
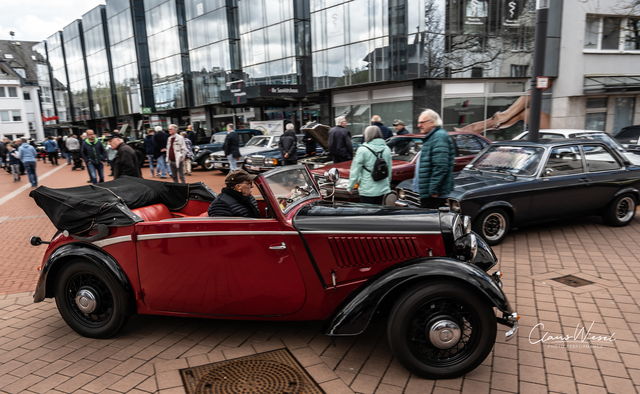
<box><xmin>328</xmin><ymin>125</ymin><xmax>353</xmax><ymax>161</ymax></box>
<box><xmin>187</xmin><ymin>130</ymin><xmax>197</xmax><ymax>146</ymax></box>
<box><xmin>418</xmin><ymin>126</ymin><xmax>456</xmax><ymax>198</ymax></box>
<box><xmin>143</xmin><ymin>135</ymin><xmax>154</xmax><ymax>155</ymax></box>
<box><xmin>278</xmin><ymin>130</ymin><xmax>298</xmax><ymax>162</ymax></box>
<box><xmin>396</xmin><ymin>127</ymin><xmax>409</xmax><ymax>135</ymax></box>
<box><xmin>8</xmin><ymin>149</ymin><xmax>20</xmax><ymax>165</ymax></box>
<box><xmin>223</xmin><ymin>131</ymin><xmax>241</xmax><ymax>158</ymax></box>
<box><xmin>373</xmin><ymin>122</ymin><xmax>393</xmax><ymax>140</ymax></box>
<box><xmin>113</xmin><ymin>143</ymin><xmax>142</xmax><ymax>178</ymax></box>
<box><xmin>81</xmin><ymin>139</ymin><xmax>106</xmax><ymax>165</ymax></box>
<box><xmin>57</xmin><ymin>137</ymin><xmax>66</xmax><ymax>153</ymax></box>
<box><xmin>153</xmin><ymin>131</ymin><xmax>169</xmax><ymax>159</ymax></box>
<box><xmin>208</xmin><ymin>188</ymin><xmax>260</xmax><ymax>218</ymax></box>
<box><xmin>303</xmin><ymin>132</ymin><xmax>317</xmax><ymax>155</ymax></box>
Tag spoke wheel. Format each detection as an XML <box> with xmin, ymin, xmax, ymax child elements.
<box><xmin>201</xmin><ymin>157</ymin><xmax>214</xmax><ymax>171</ymax></box>
<box><xmin>474</xmin><ymin>208</ymin><xmax>510</xmax><ymax>246</ymax></box>
<box><xmin>54</xmin><ymin>260</ymin><xmax>128</xmax><ymax>338</ymax></box>
<box><xmin>388</xmin><ymin>282</ymin><xmax>496</xmax><ymax>379</ymax></box>
<box><xmin>603</xmin><ymin>193</ymin><xmax>636</xmax><ymax>227</ymax></box>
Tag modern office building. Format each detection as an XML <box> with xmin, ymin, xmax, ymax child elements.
<box><xmin>34</xmin><ymin>0</ymin><xmax>638</xmax><ymax>140</ymax></box>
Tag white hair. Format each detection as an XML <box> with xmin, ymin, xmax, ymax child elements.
<box><xmin>335</xmin><ymin>116</ymin><xmax>346</xmax><ymax>126</ymax></box>
<box><xmin>364</xmin><ymin>126</ymin><xmax>383</xmax><ymax>142</ymax></box>
<box><xmin>371</xmin><ymin>115</ymin><xmax>381</xmax><ymax>123</ymax></box>
<box><xmin>169</xmin><ymin>124</ymin><xmax>178</xmax><ymax>131</ymax></box>
<box><xmin>227</xmin><ymin>123</ymin><xmax>235</xmax><ymax>131</ymax></box>
<box><xmin>154</xmin><ymin>126</ymin><xmax>163</xmax><ymax>132</ymax></box>
<box><xmin>420</xmin><ymin>109</ymin><xmax>443</xmax><ymax>127</ymax></box>
<box><xmin>286</xmin><ymin>123</ymin><xmax>294</xmax><ymax>130</ymax></box>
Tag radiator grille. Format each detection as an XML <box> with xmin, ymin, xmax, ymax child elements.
<box><xmin>328</xmin><ymin>236</ymin><xmax>420</xmax><ymax>267</ymax></box>
<box><xmin>251</xmin><ymin>156</ymin><xmax>265</xmax><ymax>166</ymax></box>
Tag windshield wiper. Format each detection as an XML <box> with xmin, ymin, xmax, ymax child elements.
<box><xmin>465</xmin><ymin>167</ymin><xmax>483</xmax><ymax>175</ymax></box>
<box><xmin>490</xmin><ymin>168</ymin><xmax>517</xmax><ymax>181</ymax></box>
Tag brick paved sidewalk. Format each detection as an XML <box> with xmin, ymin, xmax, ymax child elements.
<box><xmin>1</xmin><ymin>163</ymin><xmax>640</xmax><ymax>393</ymax></box>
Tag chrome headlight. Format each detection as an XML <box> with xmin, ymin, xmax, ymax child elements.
<box><xmin>454</xmin><ymin>233</ymin><xmax>478</xmax><ymax>262</ymax></box>
<box><xmin>266</xmin><ymin>158</ymin><xmax>278</xmax><ymax>166</ymax></box>
<box><xmin>194</xmin><ymin>147</ymin><xmax>199</xmax><ymax>153</ymax></box>
<box><xmin>448</xmin><ymin>198</ymin><xmax>461</xmax><ymax>213</ymax></box>
<box><xmin>397</xmin><ymin>188</ymin><xmax>406</xmax><ymax>199</ymax></box>
<box><xmin>245</xmin><ymin>157</ymin><xmax>253</xmax><ymax>164</ymax></box>
<box><xmin>463</xmin><ymin>215</ymin><xmax>471</xmax><ymax>234</ymax></box>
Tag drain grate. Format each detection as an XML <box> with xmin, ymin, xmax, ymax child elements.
<box><xmin>552</xmin><ymin>274</ymin><xmax>594</xmax><ymax>288</ymax></box>
<box><xmin>180</xmin><ymin>348</ymin><xmax>325</xmax><ymax>394</ymax></box>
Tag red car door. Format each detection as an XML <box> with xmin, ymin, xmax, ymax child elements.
<box><xmin>135</xmin><ymin>218</ymin><xmax>306</xmax><ymax>316</ymax></box>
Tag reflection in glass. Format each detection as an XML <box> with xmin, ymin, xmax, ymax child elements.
<box><xmin>442</xmin><ymin>97</ymin><xmax>486</xmax><ymax>130</ymax></box>
<box><xmin>585</xmin><ymin>112</ymin><xmax>606</xmax><ymax>131</ymax></box>
<box><xmin>613</xmin><ymin>97</ymin><xmax>635</xmax><ymax>134</ymax></box>
<box><xmin>371</xmin><ymin>101</ymin><xmax>413</xmax><ymax>133</ymax></box>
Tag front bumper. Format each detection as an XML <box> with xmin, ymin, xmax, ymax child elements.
<box><xmin>491</xmin><ymin>271</ymin><xmax>519</xmax><ymax>341</ymax></box>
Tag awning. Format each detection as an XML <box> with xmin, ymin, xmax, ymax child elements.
<box><xmin>584</xmin><ymin>75</ymin><xmax>640</xmax><ymax>94</ymax></box>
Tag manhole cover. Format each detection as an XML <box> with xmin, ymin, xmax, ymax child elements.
<box><xmin>180</xmin><ymin>348</ymin><xmax>324</xmax><ymax>394</ymax></box>
<box><xmin>552</xmin><ymin>275</ymin><xmax>594</xmax><ymax>287</ymax></box>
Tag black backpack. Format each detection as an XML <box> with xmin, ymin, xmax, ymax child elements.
<box><xmin>363</xmin><ymin>145</ymin><xmax>389</xmax><ymax>182</ymax></box>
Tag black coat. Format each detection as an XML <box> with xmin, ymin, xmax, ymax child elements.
<box><xmin>153</xmin><ymin>131</ymin><xmax>169</xmax><ymax>159</ymax></box>
<box><xmin>81</xmin><ymin>139</ymin><xmax>106</xmax><ymax>165</ymax></box>
<box><xmin>223</xmin><ymin>131</ymin><xmax>241</xmax><ymax>158</ymax></box>
<box><xmin>303</xmin><ymin>132</ymin><xmax>317</xmax><ymax>155</ymax></box>
<box><xmin>278</xmin><ymin>130</ymin><xmax>298</xmax><ymax>162</ymax></box>
<box><xmin>114</xmin><ymin>144</ymin><xmax>142</xmax><ymax>179</ymax></box>
<box><xmin>396</xmin><ymin>127</ymin><xmax>409</xmax><ymax>135</ymax></box>
<box><xmin>373</xmin><ymin>122</ymin><xmax>393</xmax><ymax>140</ymax></box>
<box><xmin>328</xmin><ymin>125</ymin><xmax>353</xmax><ymax>161</ymax></box>
<box><xmin>208</xmin><ymin>188</ymin><xmax>259</xmax><ymax>218</ymax></box>
<box><xmin>187</xmin><ymin>130</ymin><xmax>197</xmax><ymax>146</ymax></box>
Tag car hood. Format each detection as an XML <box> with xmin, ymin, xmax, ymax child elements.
<box><xmin>624</xmin><ymin>152</ymin><xmax>640</xmax><ymax>166</ymax></box>
<box><xmin>209</xmin><ymin>145</ymin><xmax>277</xmax><ymax>157</ymax></box>
<box><xmin>301</xmin><ymin>123</ymin><xmax>330</xmax><ymax>150</ymax></box>
<box><xmin>195</xmin><ymin>142</ymin><xmax>223</xmax><ymax>150</ymax></box>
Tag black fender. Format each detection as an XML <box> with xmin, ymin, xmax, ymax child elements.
<box><xmin>322</xmin><ymin>257</ymin><xmax>512</xmax><ymax>336</ymax></box>
<box><xmin>612</xmin><ymin>187</ymin><xmax>639</xmax><ymax>201</ymax></box>
<box><xmin>34</xmin><ymin>243</ymin><xmax>135</xmax><ymax>314</ymax></box>
<box><xmin>477</xmin><ymin>201</ymin><xmax>514</xmax><ymax>218</ymax></box>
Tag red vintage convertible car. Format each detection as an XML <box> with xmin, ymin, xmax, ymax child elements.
<box><xmin>29</xmin><ymin>168</ymin><xmax>517</xmax><ymax>379</ymax></box>
<box><xmin>310</xmin><ymin>132</ymin><xmax>491</xmax><ymax>201</ymax></box>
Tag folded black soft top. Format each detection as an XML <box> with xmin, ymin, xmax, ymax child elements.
<box><xmin>30</xmin><ymin>176</ymin><xmax>217</xmax><ymax>235</ymax></box>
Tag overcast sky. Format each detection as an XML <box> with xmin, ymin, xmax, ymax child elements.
<box><xmin>1</xmin><ymin>0</ymin><xmax>105</xmax><ymax>43</ymax></box>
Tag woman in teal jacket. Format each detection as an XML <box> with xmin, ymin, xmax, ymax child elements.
<box><xmin>347</xmin><ymin>126</ymin><xmax>392</xmax><ymax>204</ymax></box>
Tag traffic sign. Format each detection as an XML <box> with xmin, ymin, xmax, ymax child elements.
<box><xmin>536</xmin><ymin>77</ymin><xmax>549</xmax><ymax>89</ymax></box>
<box><xmin>141</xmin><ymin>107</ymin><xmax>152</xmax><ymax>114</ymax></box>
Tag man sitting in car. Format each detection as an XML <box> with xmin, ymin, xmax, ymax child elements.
<box><xmin>208</xmin><ymin>169</ymin><xmax>260</xmax><ymax>218</ymax></box>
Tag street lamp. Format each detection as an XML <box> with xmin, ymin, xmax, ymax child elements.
<box><xmin>528</xmin><ymin>0</ymin><xmax>549</xmax><ymax>142</ymax></box>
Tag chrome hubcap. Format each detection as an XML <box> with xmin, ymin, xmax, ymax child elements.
<box><xmin>483</xmin><ymin>213</ymin><xmax>506</xmax><ymax>241</ymax></box>
<box><xmin>75</xmin><ymin>289</ymin><xmax>97</xmax><ymax>313</ymax></box>
<box><xmin>428</xmin><ymin>319</ymin><xmax>461</xmax><ymax>349</ymax></box>
<box><xmin>616</xmin><ymin>197</ymin><xmax>635</xmax><ymax>222</ymax></box>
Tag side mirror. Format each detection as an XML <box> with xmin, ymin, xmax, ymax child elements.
<box><xmin>324</xmin><ymin>168</ymin><xmax>340</xmax><ymax>183</ymax></box>
<box><xmin>544</xmin><ymin>168</ymin><xmax>554</xmax><ymax>177</ymax></box>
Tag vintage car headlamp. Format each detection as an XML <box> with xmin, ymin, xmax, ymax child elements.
<box><xmin>397</xmin><ymin>188</ymin><xmax>406</xmax><ymax>200</ymax></box>
<box><xmin>267</xmin><ymin>158</ymin><xmax>278</xmax><ymax>166</ymax></box>
<box><xmin>335</xmin><ymin>178</ymin><xmax>350</xmax><ymax>189</ymax></box>
<box><xmin>448</xmin><ymin>198</ymin><xmax>461</xmax><ymax>213</ymax></box>
<box><xmin>245</xmin><ymin>157</ymin><xmax>253</xmax><ymax>164</ymax></box>
<box><xmin>193</xmin><ymin>147</ymin><xmax>199</xmax><ymax>153</ymax></box>
<box><xmin>454</xmin><ymin>233</ymin><xmax>478</xmax><ymax>262</ymax></box>
<box><xmin>463</xmin><ymin>215</ymin><xmax>471</xmax><ymax>234</ymax></box>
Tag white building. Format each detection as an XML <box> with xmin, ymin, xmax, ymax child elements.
<box><xmin>0</xmin><ymin>40</ymin><xmax>45</xmax><ymax>141</ymax></box>
<box><xmin>552</xmin><ymin>0</ymin><xmax>640</xmax><ymax>134</ymax></box>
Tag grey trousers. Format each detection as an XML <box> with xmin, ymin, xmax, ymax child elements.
<box><xmin>169</xmin><ymin>161</ymin><xmax>185</xmax><ymax>183</ymax></box>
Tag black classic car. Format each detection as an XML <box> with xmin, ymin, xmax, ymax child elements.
<box><xmin>193</xmin><ymin>129</ymin><xmax>264</xmax><ymax>170</ymax></box>
<box><xmin>243</xmin><ymin>135</ymin><xmax>324</xmax><ymax>173</ymax></box>
<box><xmin>395</xmin><ymin>139</ymin><xmax>640</xmax><ymax>245</ymax></box>
<box><xmin>614</xmin><ymin>125</ymin><xmax>640</xmax><ymax>154</ymax></box>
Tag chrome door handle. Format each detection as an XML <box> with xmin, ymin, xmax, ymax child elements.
<box><xmin>269</xmin><ymin>242</ymin><xmax>287</xmax><ymax>250</ymax></box>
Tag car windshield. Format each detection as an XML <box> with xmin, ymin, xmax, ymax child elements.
<box><xmin>246</xmin><ymin>136</ymin><xmax>278</xmax><ymax>147</ymax></box>
<box><xmin>386</xmin><ymin>137</ymin><xmax>424</xmax><ymax>162</ymax></box>
<box><xmin>264</xmin><ymin>167</ymin><xmax>320</xmax><ymax>213</ymax></box>
<box><xmin>573</xmin><ymin>133</ymin><xmax>626</xmax><ymax>153</ymax></box>
<box><xmin>211</xmin><ymin>132</ymin><xmax>227</xmax><ymax>143</ymax></box>
<box><xmin>469</xmin><ymin>145</ymin><xmax>544</xmax><ymax>176</ymax></box>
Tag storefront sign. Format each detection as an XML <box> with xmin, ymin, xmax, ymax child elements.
<box><xmin>221</xmin><ymin>84</ymin><xmax>307</xmax><ymax>104</ymax></box>
<box><xmin>41</xmin><ymin>114</ymin><xmax>59</xmax><ymax>122</ymax></box>
<box><xmin>141</xmin><ymin>107</ymin><xmax>152</xmax><ymax>114</ymax></box>
<box><xmin>260</xmin><ymin>85</ymin><xmax>307</xmax><ymax>98</ymax></box>
<box><xmin>250</xmin><ymin>120</ymin><xmax>284</xmax><ymax>135</ymax></box>
<box><xmin>190</xmin><ymin>108</ymin><xmax>206</xmax><ymax>121</ymax></box>
<box><xmin>464</xmin><ymin>0</ymin><xmax>488</xmax><ymax>33</ymax></box>
<box><xmin>503</xmin><ymin>0</ymin><xmax>522</xmax><ymax>28</ymax></box>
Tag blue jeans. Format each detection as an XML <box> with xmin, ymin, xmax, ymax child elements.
<box><xmin>227</xmin><ymin>154</ymin><xmax>238</xmax><ymax>171</ymax></box>
<box><xmin>24</xmin><ymin>161</ymin><xmax>37</xmax><ymax>187</ymax></box>
<box><xmin>87</xmin><ymin>161</ymin><xmax>104</xmax><ymax>184</ymax></box>
<box><xmin>147</xmin><ymin>154</ymin><xmax>155</xmax><ymax>176</ymax></box>
<box><xmin>156</xmin><ymin>155</ymin><xmax>172</xmax><ymax>177</ymax></box>
<box><xmin>64</xmin><ymin>152</ymin><xmax>71</xmax><ymax>164</ymax></box>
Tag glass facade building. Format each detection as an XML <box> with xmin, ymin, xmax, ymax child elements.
<box><xmin>63</xmin><ymin>21</ymin><xmax>92</xmax><ymax>121</ymax></box>
<box><xmin>83</xmin><ymin>6</ymin><xmax>116</xmax><ymax>119</ymax></box>
<box><xmin>32</xmin><ymin>42</ymin><xmax>57</xmax><ymax>125</ymax></box>
<box><xmin>46</xmin><ymin>32</ymin><xmax>72</xmax><ymax>123</ymax></box>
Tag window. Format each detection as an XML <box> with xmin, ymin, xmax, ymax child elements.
<box><xmin>585</xmin><ymin>97</ymin><xmax>607</xmax><ymax>131</ymax></box>
<box><xmin>613</xmin><ymin>97</ymin><xmax>635</xmax><ymax>134</ymax></box>
<box><xmin>15</xmin><ymin>69</ymin><xmax>26</xmax><ymax>78</ymax></box>
<box><xmin>471</xmin><ymin>67</ymin><xmax>483</xmax><ymax>78</ymax></box>
<box><xmin>452</xmin><ymin>134</ymin><xmax>483</xmax><ymax>156</ymax></box>
<box><xmin>8</xmin><ymin>87</ymin><xmax>17</xmax><ymax>97</ymax></box>
<box><xmin>11</xmin><ymin>110</ymin><xmax>21</xmax><ymax>121</ymax></box>
<box><xmin>584</xmin><ymin>15</ymin><xmax>640</xmax><ymax>51</ymax></box>
<box><xmin>3</xmin><ymin>53</ymin><xmax>13</xmax><ymax>59</ymax></box>
<box><xmin>0</xmin><ymin>111</ymin><xmax>8</xmax><ymax>122</ymax></box>
<box><xmin>583</xmin><ymin>145</ymin><xmax>620</xmax><ymax>172</ymax></box>
<box><xmin>510</xmin><ymin>65</ymin><xmax>528</xmax><ymax>77</ymax></box>
<box><xmin>0</xmin><ymin>87</ymin><xmax>4</xmax><ymax>97</ymax></box>
<box><xmin>23</xmin><ymin>92</ymin><xmax>31</xmax><ymax>101</ymax></box>
<box><xmin>545</xmin><ymin>146</ymin><xmax>584</xmax><ymax>176</ymax></box>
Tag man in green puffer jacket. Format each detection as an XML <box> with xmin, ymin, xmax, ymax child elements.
<box><xmin>416</xmin><ymin>109</ymin><xmax>455</xmax><ymax>209</ymax></box>
<box><xmin>347</xmin><ymin>126</ymin><xmax>392</xmax><ymax>204</ymax></box>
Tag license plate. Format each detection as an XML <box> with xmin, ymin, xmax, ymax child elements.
<box><xmin>214</xmin><ymin>163</ymin><xmax>223</xmax><ymax>168</ymax></box>
<box><xmin>249</xmin><ymin>166</ymin><xmax>260</xmax><ymax>170</ymax></box>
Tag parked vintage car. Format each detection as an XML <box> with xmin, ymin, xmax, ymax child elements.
<box><xmin>310</xmin><ymin>132</ymin><xmax>492</xmax><ymax>201</ymax></box>
<box><xmin>29</xmin><ymin>170</ymin><xmax>517</xmax><ymax>379</ymax></box>
<box><xmin>208</xmin><ymin>134</ymin><xmax>282</xmax><ymax>172</ymax></box>
<box><xmin>513</xmin><ymin>129</ymin><xmax>640</xmax><ymax>165</ymax></box>
<box><xmin>613</xmin><ymin>125</ymin><xmax>640</xmax><ymax>154</ymax></box>
<box><xmin>193</xmin><ymin>129</ymin><xmax>264</xmax><ymax>170</ymax></box>
<box><xmin>395</xmin><ymin>139</ymin><xmax>640</xmax><ymax>245</ymax></box>
<box><xmin>296</xmin><ymin>122</ymin><xmax>363</xmax><ymax>170</ymax></box>
<box><xmin>244</xmin><ymin>135</ymin><xmax>324</xmax><ymax>173</ymax></box>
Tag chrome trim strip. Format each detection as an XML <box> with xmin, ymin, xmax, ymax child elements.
<box><xmin>300</xmin><ymin>231</ymin><xmax>440</xmax><ymax>235</ymax></box>
<box><xmin>159</xmin><ymin>217</ymin><xmax>261</xmax><ymax>221</ymax></box>
<box><xmin>93</xmin><ymin>235</ymin><xmax>132</xmax><ymax>248</ymax></box>
<box><xmin>138</xmin><ymin>231</ymin><xmax>299</xmax><ymax>241</ymax></box>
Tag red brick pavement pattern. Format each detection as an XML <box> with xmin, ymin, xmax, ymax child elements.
<box><xmin>2</xmin><ymin>162</ymin><xmax>640</xmax><ymax>393</ymax></box>
<box><xmin>0</xmin><ymin>162</ymin><xmax>228</xmax><ymax>295</ymax></box>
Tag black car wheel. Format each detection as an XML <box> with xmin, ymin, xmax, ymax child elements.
<box><xmin>388</xmin><ymin>282</ymin><xmax>496</xmax><ymax>379</ymax></box>
<box><xmin>200</xmin><ymin>157</ymin><xmax>214</xmax><ymax>171</ymax></box>
<box><xmin>602</xmin><ymin>193</ymin><xmax>636</xmax><ymax>227</ymax></box>
<box><xmin>54</xmin><ymin>260</ymin><xmax>128</xmax><ymax>338</ymax></box>
<box><xmin>473</xmin><ymin>208</ymin><xmax>510</xmax><ymax>246</ymax></box>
